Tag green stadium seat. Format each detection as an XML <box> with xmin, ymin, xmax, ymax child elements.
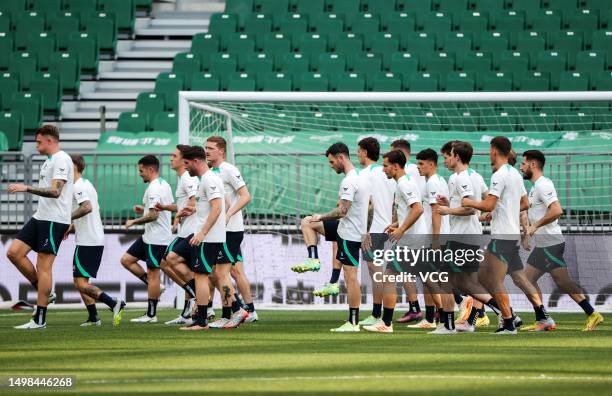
<box><xmin>100</xmin><ymin>0</ymin><xmax>135</xmax><ymax>32</ymax></box>
<box><xmin>293</xmin><ymin>33</ymin><xmax>327</xmax><ymax>55</ymax></box>
<box><xmin>508</xmin><ymin>0</ymin><xmax>542</xmax><ymax>13</ymax></box>
<box><xmin>566</xmin><ymin>9</ymin><xmax>599</xmax><ymax>31</ymax></box>
<box><xmin>458</xmin><ymin>51</ymin><xmax>491</xmax><ymax>73</ymax></box>
<box><xmin>190</xmin><ymin>72</ymin><xmax>220</xmax><ymax>91</ymax></box>
<box><xmin>575</xmin><ymin>51</ymin><xmax>604</xmax><ymax>73</ymax></box>
<box><xmin>191</xmin><ymin>33</ymin><xmax>219</xmax><ymax>54</ymax></box>
<box><xmin>30</xmin><ymin>72</ymin><xmax>61</xmax><ymax>114</ymax></box>
<box><xmin>261</xmin><ymin>33</ymin><xmax>291</xmax><ymax>55</ymax></box>
<box><xmin>479</xmin><ymin>71</ymin><xmax>513</xmax><ymax>91</ymax></box>
<box><xmin>15</xmin><ymin>12</ymin><xmax>45</xmax><ymax>48</ymax></box>
<box><xmin>225</xmin><ymin>33</ymin><xmax>256</xmax><ymax>54</ymax></box>
<box><xmin>278</xmin><ymin>53</ymin><xmax>309</xmax><ymax>74</ymax></box>
<box><xmin>440</xmin><ymin>32</ymin><xmax>472</xmax><ymax>52</ymax></box>
<box><xmin>445</xmin><ymin>71</ymin><xmax>475</xmax><ymax>91</ymax></box>
<box><xmin>583</xmin><ymin>0</ymin><xmax>607</xmax><ymax>11</ymax></box>
<box><xmin>491</xmin><ymin>10</ymin><xmax>525</xmax><ymax>32</ymax></box>
<box><xmin>361</xmin><ymin>0</ymin><xmax>394</xmax><ymax>15</ymax></box>
<box><xmin>207</xmin><ymin>53</ymin><xmax>238</xmax><ymax>74</ymax></box>
<box><xmin>478</xmin><ymin>111</ymin><xmax>516</xmax><ymax>132</ymax></box>
<box><xmin>85</xmin><ymin>12</ymin><xmax>116</xmax><ymax>53</ymax></box>
<box><xmin>296</xmin><ymin>72</ymin><xmax>329</xmax><ymax>91</ymax></box>
<box><xmin>456</xmin><ymin>11</ymin><xmax>489</xmax><ymax>33</ymax></box>
<box><xmin>441</xmin><ymin>110</ymin><xmax>478</xmax><ymax>131</ymax></box>
<box><xmin>529</xmin><ymin>10</ymin><xmax>561</xmax><ymax>31</ymax></box>
<box><xmin>68</xmin><ymin>32</ymin><xmax>99</xmax><ymax>74</ymax></box>
<box><xmin>49</xmin><ymin>12</ymin><xmax>80</xmax><ymax>50</ymax></box>
<box><xmin>152</xmin><ymin>112</ymin><xmax>178</xmax><ymax>133</ymax></box>
<box><xmin>401</xmin><ymin>32</ymin><xmax>436</xmax><ymax>52</ymax></box>
<box><xmin>591</xmin><ymin>30</ymin><xmax>611</xmax><ymax>51</ymax></box>
<box><xmin>555</xmin><ymin>111</ymin><xmax>594</xmax><ymax>131</ymax></box>
<box><xmin>26</xmin><ymin>32</ymin><xmax>56</xmax><ymax>70</ymax></box>
<box><xmin>227</xmin><ymin>72</ymin><xmax>256</xmax><ymax>90</ymax></box>
<box><xmin>496</xmin><ymin>51</ymin><xmax>530</xmax><ymax>73</ymax></box>
<box><xmin>331</xmin><ymin>33</ymin><xmax>363</xmax><ymax>56</ymax></box>
<box><xmin>593</xmin><ymin>71</ymin><xmax>612</xmax><ymax>90</ymax></box>
<box><xmin>405</xmin><ymin>110</ymin><xmax>442</xmax><ymax>131</ymax></box>
<box><xmin>435</xmin><ymin>0</ymin><xmax>470</xmax><ymax>13</ymax></box>
<box><xmin>349</xmin><ymin>52</ymin><xmax>382</xmax><ymax>74</ymax></box>
<box><xmin>10</xmin><ymin>91</ymin><xmax>42</xmax><ymax>130</ymax></box>
<box><xmin>419</xmin><ymin>12</ymin><xmax>452</xmax><ymax>32</ymax></box>
<box><xmin>294</xmin><ymin>0</ymin><xmax>325</xmax><ymax>15</ymax></box>
<box><xmin>381</xmin><ymin>12</ymin><xmax>415</xmax><ymax>33</ymax></box>
<box><xmin>277</xmin><ymin>13</ymin><xmax>308</xmax><ymax>38</ymax></box>
<box><xmin>225</xmin><ymin>0</ymin><xmax>253</xmax><ymax>25</ymax></box>
<box><xmin>135</xmin><ymin>92</ymin><xmax>165</xmax><ymax>124</ymax></box>
<box><xmin>517</xmin><ymin>111</ymin><xmax>557</xmax><ymax>132</ymax></box>
<box><xmin>397</xmin><ymin>0</ymin><xmax>433</xmax><ymax>14</ymax></box>
<box><xmin>389</xmin><ymin>52</ymin><xmax>419</xmax><ymax>74</ymax></box>
<box><xmin>517</xmin><ymin>71</ymin><xmax>550</xmax><ymax>91</ymax></box>
<box><xmin>172</xmin><ymin>53</ymin><xmax>200</xmax><ymax>86</ymax></box>
<box><xmin>477</xmin><ymin>31</ymin><xmax>509</xmax><ymax>52</ymax></box>
<box><xmin>0</xmin><ymin>73</ymin><xmax>19</xmax><ymax>105</ymax></box>
<box><xmin>422</xmin><ymin>52</ymin><xmax>455</xmax><ymax>72</ymax></box>
<box><xmin>473</xmin><ymin>0</ymin><xmax>503</xmax><ymax>12</ymax></box>
<box><xmin>0</xmin><ymin>0</ymin><xmax>27</xmax><ymax>16</ymax></box>
<box><xmin>347</xmin><ymin>13</ymin><xmax>380</xmax><ymax>35</ymax></box>
<box><xmin>542</xmin><ymin>0</ymin><xmax>577</xmax><ymax>11</ymax></box>
<box><xmin>244</xmin><ymin>52</ymin><xmax>274</xmax><ymax>73</ymax></box>
<box><xmin>311</xmin><ymin>13</ymin><xmax>344</xmax><ymax>35</ymax></box>
<box><xmin>154</xmin><ymin>73</ymin><xmax>185</xmax><ymax>111</ymax></box>
<box><xmin>316</xmin><ymin>53</ymin><xmax>346</xmax><ymax>73</ymax></box>
<box><xmin>559</xmin><ymin>71</ymin><xmax>589</xmax><ymax>91</ymax></box>
<box><xmin>118</xmin><ymin>112</ymin><xmax>147</xmax><ymax>132</ymax></box>
<box><xmin>0</xmin><ymin>12</ymin><xmax>9</xmax><ymax>32</ymax></box>
<box><xmin>49</xmin><ymin>52</ymin><xmax>80</xmax><ymax>94</ymax></box>
<box><xmin>405</xmin><ymin>72</ymin><xmax>439</xmax><ymax>91</ymax></box>
<box><xmin>549</xmin><ymin>31</ymin><xmax>583</xmax><ymax>55</ymax></box>
<box><xmin>333</xmin><ymin>72</ymin><xmax>365</xmax><ymax>91</ymax></box>
<box><xmin>535</xmin><ymin>51</ymin><xmax>567</xmax><ymax>80</ymax></box>
<box><xmin>515</xmin><ymin>31</ymin><xmax>546</xmax><ymax>56</ymax></box>
<box><xmin>0</xmin><ymin>112</ymin><xmax>23</xmax><ymax>150</ymax></box>
<box><xmin>327</xmin><ymin>0</ymin><xmax>360</xmax><ymax>16</ymax></box>
<box><xmin>243</xmin><ymin>13</ymin><xmax>272</xmax><ymax>34</ymax></box>
<box><xmin>209</xmin><ymin>13</ymin><xmax>238</xmax><ymax>35</ymax></box>
<box><xmin>0</xmin><ymin>33</ymin><xmax>14</xmax><ymax>70</ymax></box>
<box><xmin>134</xmin><ymin>0</ymin><xmax>153</xmax><ymax>12</ymax></box>
<box><xmin>255</xmin><ymin>0</ymin><xmax>289</xmax><ymax>14</ymax></box>
<box><xmin>259</xmin><ymin>72</ymin><xmax>292</xmax><ymax>91</ymax></box>
<box><xmin>9</xmin><ymin>52</ymin><xmax>37</xmax><ymax>90</ymax></box>
<box><xmin>65</xmin><ymin>0</ymin><xmax>99</xmax><ymax>15</ymax></box>
<box><xmin>365</xmin><ymin>33</ymin><xmax>399</xmax><ymax>54</ymax></box>
<box><xmin>30</xmin><ymin>0</ymin><xmax>62</xmax><ymax>13</ymax></box>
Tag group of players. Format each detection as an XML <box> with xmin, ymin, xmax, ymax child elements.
<box><xmin>290</xmin><ymin>135</ymin><xmax>604</xmax><ymax>334</ymax></box>
<box><xmin>7</xmin><ymin>125</ymin><xmax>257</xmax><ymax>331</ymax></box>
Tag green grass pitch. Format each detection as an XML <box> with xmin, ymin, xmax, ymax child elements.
<box><xmin>0</xmin><ymin>309</ymin><xmax>611</xmax><ymax>395</ymax></box>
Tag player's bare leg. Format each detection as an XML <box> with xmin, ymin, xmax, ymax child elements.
<box><xmin>6</xmin><ymin>239</ymin><xmax>38</xmax><ymax>287</ymax></box>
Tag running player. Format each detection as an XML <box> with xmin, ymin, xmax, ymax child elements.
<box><xmin>519</xmin><ymin>150</ymin><xmax>603</xmax><ymax>331</ymax></box>
<box><xmin>363</xmin><ymin>150</ymin><xmax>426</xmax><ymax>333</ymax></box>
<box><xmin>68</xmin><ymin>154</ymin><xmax>126</xmax><ymax>327</ymax></box>
<box><xmin>7</xmin><ymin>125</ymin><xmax>73</xmax><ymax>329</ymax></box>
<box><xmin>205</xmin><ymin>136</ymin><xmax>258</xmax><ymax>323</ymax></box>
<box><xmin>293</xmin><ymin>142</ymin><xmax>369</xmax><ymax>332</ymax></box>
<box><xmin>156</xmin><ymin>145</ymin><xmax>199</xmax><ymax>325</ymax></box>
<box><xmin>121</xmin><ymin>155</ymin><xmax>174</xmax><ymax>323</ymax></box>
<box><xmin>355</xmin><ymin>137</ymin><xmax>396</xmax><ymax>327</ymax></box>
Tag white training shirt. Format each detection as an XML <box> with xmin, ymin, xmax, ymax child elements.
<box><xmin>175</xmin><ymin>170</ymin><xmax>199</xmax><ymax>238</ymax></box>
<box><xmin>72</xmin><ymin>178</ymin><xmax>104</xmax><ymax>246</ymax></box>
<box><xmin>142</xmin><ymin>177</ymin><xmax>174</xmax><ymax>246</ymax></box>
<box><xmin>528</xmin><ymin>176</ymin><xmax>564</xmax><ymax>247</ymax></box>
<box><xmin>337</xmin><ymin>168</ymin><xmax>370</xmax><ymax>243</ymax></box>
<box><xmin>395</xmin><ymin>174</ymin><xmax>428</xmax><ymax>248</ymax></box>
<box><xmin>488</xmin><ymin>164</ymin><xmax>527</xmax><ymax>239</ymax></box>
<box><xmin>214</xmin><ymin>162</ymin><xmax>247</xmax><ymax>233</ymax></box>
<box><xmin>405</xmin><ymin>162</ymin><xmax>427</xmax><ymax>201</ymax></box>
<box><xmin>195</xmin><ymin>169</ymin><xmax>226</xmax><ymax>243</ymax></box>
<box><xmin>448</xmin><ymin>169</ymin><xmax>483</xmax><ymax>236</ymax></box>
<box><xmin>424</xmin><ymin>173</ymin><xmax>450</xmax><ymax>234</ymax></box>
<box><xmin>360</xmin><ymin>163</ymin><xmax>396</xmax><ymax>234</ymax></box>
<box><xmin>33</xmin><ymin>150</ymin><xmax>74</xmax><ymax>225</ymax></box>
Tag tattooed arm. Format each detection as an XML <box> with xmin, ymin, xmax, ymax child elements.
<box><xmin>125</xmin><ymin>208</ymin><xmax>159</xmax><ymax>229</ymax></box>
<box><xmin>312</xmin><ymin>199</ymin><xmax>352</xmax><ymax>222</ymax></box>
<box><xmin>71</xmin><ymin>200</ymin><xmax>93</xmax><ymax>220</ymax></box>
<box><xmin>8</xmin><ymin>179</ymin><xmax>66</xmax><ymax>198</ymax></box>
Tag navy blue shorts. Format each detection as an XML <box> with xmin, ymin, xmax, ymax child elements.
<box><xmin>73</xmin><ymin>245</ymin><xmax>104</xmax><ymax>278</ymax></box>
<box><xmin>190</xmin><ymin>242</ymin><xmax>225</xmax><ymax>274</ymax></box>
<box><xmin>165</xmin><ymin>236</ymin><xmax>190</xmax><ymax>261</ymax></box>
<box><xmin>16</xmin><ymin>218</ymin><xmax>70</xmax><ymax>256</ymax></box>
<box><xmin>527</xmin><ymin>243</ymin><xmax>567</xmax><ymax>273</ymax></box>
<box><xmin>336</xmin><ymin>237</ymin><xmax>361</xmax><ymax>267</ymax></box>
<box><xmin>126</xmin><ymin>237</ymin><xmax>167</xmax><ymax>270</ymax></box>
<box><xmin>224</xmin><ymin>231</ymin><xmax>244</xmax><ymax>265</ymax></box>
<box><xmin>323</xmin><ymin>220</ymin><xmax>340</xmax><ymax>242</ymax></box>
<box><xmin>487</xmin><ymin>239</ymin><xmax>523</xmax><ymax>273</ymax></box>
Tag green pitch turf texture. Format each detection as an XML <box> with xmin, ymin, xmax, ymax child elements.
<box><xmin>0</xmin><ymin>309</ymin><xmax>610</xmax><ymax>395</ymax></box>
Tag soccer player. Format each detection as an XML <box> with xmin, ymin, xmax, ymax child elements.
<box><xmin>156</xmin><ymin>145</ymin><xmax>199</xmax><ymax>325</ymax></box>
<box><xmin>355</xmin><ymin>137</ymin><xmax>396</xmax><ymax>327</ymax></box>
<box><xmin>121</xmin><ymin>155</ymin><xmax>174</xmax><ymax>323</ymax></box>
<box><xmin>68</xmin><ymin>154</ymin><xmax>126</xmax><ymax>327</ymax></box>
<box><xmin>293</xmin><ymin>142</ymin><xmax>369</xmax><ymax>332</ymax></box>
<box><xmin>7</xmin><ymin>125</ymin><xmax>73</xmax><ymax>329</ymax></box>
<box><xmin>205</xmin><ymin>136</ymin><xmax>258</xmax><ymax>322</ymax></box>
<box><xmin>462</xmin><ymin>136</ymin><xmax>544</xmax><ymax>334</ymax></box>
<box><xmin>519</xmin><ymin>150</ymin><xmax>603</xmax><ymax>331</ymax></box>
<box><xmin>363</xmin><ymin>150</ymin><xmax>426</xmax><ymax>333</ymax></box>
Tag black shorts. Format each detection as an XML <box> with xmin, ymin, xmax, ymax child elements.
<box><xmin>336</xmin><ymin>237</ymin><xmax>361</xmax><ymax>267</ymax></box>
<box><xmin>361</xmin><ymin>233</ymin><xmax>389</xmax><ymax>262</ymax></box>
<box><xmin>126</xmin><ymin>237</ymin><xmax>167</xmax><ymax>270</ymax></box>
<box><xmin>224</xmin><ymin>231</ymin><xmax>244</xmax><ymax>265</ymax></box>
<box><xmin>386</xmin><ymin>246</ymin><xmax>427</xmax><ymax>275</ymax></box>
<box><xmin>73</xmin><ymin>245</ymin><xmax>104</xmax><ymax>278</ymax></box>
<box><xmin>527</xmin><ymin>243</ymin><xmax>567</xmax><ymax>273</ymax></box>
<box><xmin>444</xmin><ymin>241</ymin><xmax>482</xmax><ymax>274</ymax></box>
<box><xmin>16</xmin><ymin>218</ymin><xmax>70</xmax><ymax>256</ymax></box>
<box><xmin>487</xmin><ymin>239</ymin><xmax>523</xmax><ymax>273</ymax></box>
<box><xmin>190</xmin><ymin>242</ymin><xmax>225</xmax><ymax>274</ymax></box>
<box><xmin>166</xmin><ymin>236</ymin><xmax>192</xmax><ymax>262</ymax></box>
<box><xmin>322</xmin><ymin>220</ymin><xmax>340</xmax><ymax>242</ymax></box>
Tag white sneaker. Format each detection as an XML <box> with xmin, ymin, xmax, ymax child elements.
<box><xmin>429</xmin><ymin>324</ymin><xmax>457</xmax><ymax>334</ymax></box>
<box><xmin>165</xmin><ymin>316</ymin><xmax>191</xmax><ymax>325</ymax></box>
<box><xmin>15</xmin><ymin>320</ymin><xmax>46</xmax><ymax>329</ymax></box>
<box><xmin>80</xmin><ymin>319</ymin><xmax>102</xmax><ymax>327</ymax></box>
<box><xmin>130</xmin><ymin>314</ymin><xmax>158</xmax><ymax>323</ymax></box>
<box><xmin>48</xmin><ymin>291</ymin><xmax>57</xmax><ymax>304</ymax></box>
<box><xmin>224</xmin><ymin>309</ymin><xmax>249</xmax><ymax>329</ymax></box>
<box><xmin>363</xmin><ymin>322</ymin><xmax>393</xmax><ymax>333</ymax></box>
<box><xmin>407</xmin><ymin>319</ymin><xmax>437</xmax><ymax>329</ymax></box>
<box><xmin>207</xmin><ymin>308</ymin><xmax>216</xmax><ymax>320</ymax></box>
<box><xmin>455</xmin><ymin>320</ymin><xmax>476</xmax><ymax>333</ymax></box>
<box><xmin>245</xmin><ymin>311</ymin><xmax>259</xmax><ymax>323</ymax></box>
<box><xmin>209</xmin><ymin>318</ymin><xmax>229</xmax><ymax>328</ymax></box>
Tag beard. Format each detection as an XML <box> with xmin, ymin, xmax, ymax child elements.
<box><xmin>522</xmin><ymin>169</ymin><xmax>532</xmax><ymax>180</ymax></box>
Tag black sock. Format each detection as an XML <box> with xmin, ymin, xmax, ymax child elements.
<box><xmin>35</xmin><ymin>306</ymin><xmax>47</xmax><ymax>325</ymax></box>
<box><xmin>196</xmin><ymin>305</ymin><xmax>208</xmax><ymax>325</ymax></box>
<box><xmin>534</xmin><ymin>304</ymin><xmax>549</xmax><ymax>321</ymax></box>
<box><xmin>485</xmin><ymin>298</ymin><xmax>500</xmax><ymax>316</ymax></box>
<box><xmin>98</xmin><ymin>292</ymin><xmax>117</xmax><ymax>309</ymax></box>
<box><xmin>181</xmin><ymin>299</ymin><xmax>191</xmax><ymax>318</ymax></box>
<box><xmin>372</xmin><ymin>303</ymin><xmax>382</xmax><ymax>319</ymax></box>
<box><xmin>245</xmin><ymin>302</ymin><xmax>255</xmax><ymax>313</ymax></box>
<box><xmin>32</xmin><ymin>281</ymin><xmax>38</xmax><ymax>291</ymax></box>
<box><xmin>207</xmin><ymin>300</ymin><xmax>213</xmax><ymax>308</ymax></box>
<box><xmin>86</xmin><ymin>304</ymin><xmax>98</xmax><ymax>322</ymax></box>
<box><xmin>222</xmin><ymin>306</ymin><xmax>232</xmax><ymax>319</ymax></box>
<box><xmin>467</xmin><ymin>306</ymin><xmax>479</xmax><ymax>326</ymax></box>
<box><xmin>139</xmin><ymin>274</ymin><xmax>148</xmax><ymax>285</ymax></box>
<box><xmin>445</xmin><ymin>311</ymin><xmax>455</xmax><ymax>330</ymax></box>
<box><xmin>349</xmin><ymin>307</ymin><xmax>359</xmax><ymax>325</ymax></box>
<box><xmin>437</xmin><ymin>308</ymin><xmax>445</xmax><ymax>324</ymax></box>
<box><xmin>578</xmin><ymin>299</ymin><xmax>595</xmax><ymax>316</ymax></box>
<box><xmin>409</xmin><ymin>300</ymin><xmax>421</xmax><ymax>314</ymax></box>
<box><xmin>329</xmin><ymin>268</ymin><xmax>341</xmax><ymax>284</ymax></box>
<box><xmin>478</xmin><ymin>307</ymin><xmax>486</xmax><ymax>318</ymax></box>
<box><xmin>425</xmin><ymin>305</ymin><xmax>435</xmax><ymax>323</ymax></box>
<box><xmin>147</xmin><ymin>299</ymin><xmax>158</xmax><ymax>317</ymax></box>
<box><xmin>454</xmin><ymin>293</ymin><xmax>463</xmax><ymax>305</ymax></box>
<box><xmin>307</xmin><ymin>245</ymin><xmax>318</xmax><ymax>259</ymax></box>
<box><xmin>231</xmin><ymin>299</ymin><xmax>242</xmax><ymax>313</ymax></box>
<box><xmin>382</xmin><ymin>307</ymin><xmax>394</xmax><ymax>326</ymax></box>
<box><xmin>234</xmin><ymin>293</ymin><xmax>244</xmax><ymax>308</ymax></box>
<box><xmin>503</xmin><ymin>317</ymin><xmax>516</xmax><ymax>331</ymax></box>
<box><xmin>184</xmin><ymin>279</ymin><xmax>196</xmax><ymax>298</ymax></box>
